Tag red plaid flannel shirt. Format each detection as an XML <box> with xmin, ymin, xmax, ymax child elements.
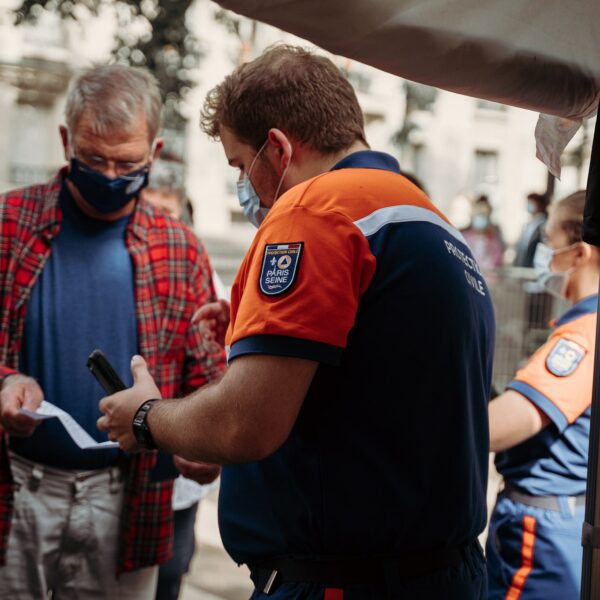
<box><xmin>0</xmin><ymin>170</ymin><xmax>226</xmax><ymax>573</ymax></box>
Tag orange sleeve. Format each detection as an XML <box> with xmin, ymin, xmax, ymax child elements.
<box><xmin>226</xmin><ymin>205</ymin><xmax>376</xmax><ymax>365</ymax></box>
<box><xmin>507</xmin><ymin>324</ymin><xmax>594</xmax><ymax>431</ymax></box>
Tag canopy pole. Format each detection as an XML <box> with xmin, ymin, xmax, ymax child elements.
<box><xmin>581</xmin><ymin>115</ymin><xmax>600</xmax><ymax>600</ymax></box>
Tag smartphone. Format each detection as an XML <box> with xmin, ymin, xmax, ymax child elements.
<box><xmin>86</xmin><ymin>349</ymin><xmax>127</xmax><ymax>394</ymax></box>
<box><xmin>86</xmin><ymin>349</ymin><xmax>179</xmax><ymax>482</ymax></box>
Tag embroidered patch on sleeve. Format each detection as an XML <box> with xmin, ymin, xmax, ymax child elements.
<box><xmin>259</xmin><ymin>242</ymin><xmax>303</xmax><ymax>296</ymax></box>
<box><xmin>546</xmin><ymin>338</ymin><xmax>586</xmax><ymax>377</ymax></box>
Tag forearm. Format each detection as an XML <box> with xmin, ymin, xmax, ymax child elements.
<box><xmin>102</xmin><ymin>354</ymin><xmax>316</xmax><ymax>464</ymax></box>
<box><xmin>147</xmin><ymin>379</ymin><xmax>265</xmax><ymax>465</ymax></box>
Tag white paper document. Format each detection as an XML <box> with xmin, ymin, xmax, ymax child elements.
<box><xmin>19</xmin><ymin>400</ymin><xmax>119</xmax><ymax>450</ymax></box>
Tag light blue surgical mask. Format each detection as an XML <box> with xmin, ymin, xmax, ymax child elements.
<box><xmin>236</xmin><ymin>177</ymin><xmax>270</xmax><ymax>228</ymax></box>
<box><xmin>236</xmin><ymin>139</ymin><xmax>292</xmax><ymax>228</ymax></box>
<box><xmin>472</xmin><ymin>214</ymin><xmax>490</xmax><ymax>231</ymax></box>
<box><xmin>533</xmin><ymin>242</ymin><xmax>579</xmax><ymax>298</ymax></box>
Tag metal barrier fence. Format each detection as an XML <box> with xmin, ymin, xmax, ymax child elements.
<box><xmin>481</xmin><ymin>267</ymin><xmax>569</xmax><ymax>541</ymax></box>
<box><xmin>487</xmin><ymin>266</ymin><xmax>569</xmax><ymax>395</ymax></box>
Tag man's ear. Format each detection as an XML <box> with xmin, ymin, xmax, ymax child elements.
<box><xmin>59</xmin><ymin>126</ymin><xmax>69</xmax><ymax>162</ymax></box>
<box><xmin>577</xmin><ymin>242</ymin><xmax>593</xmax><ymax>266</ymax></box>
<box><xmin>150</xmin><ymin>138</ymin><xmax>164</xmax><ymax>165</ymax></box>
<box><xmin>266</xmin><ymin>128</ymin><xmax>293</xmax><ymax>173</ymax></box>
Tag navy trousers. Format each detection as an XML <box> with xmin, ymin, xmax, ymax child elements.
<box><xmin>487</xmin><ymin>495</ymin><xmax>583</xmax><ymax>600</ymax></box>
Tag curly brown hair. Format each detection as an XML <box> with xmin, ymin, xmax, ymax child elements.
<box><xmin>200</xmin><ymin>44</ymin><xmax>367</xmax><ymax>154</ymax></box>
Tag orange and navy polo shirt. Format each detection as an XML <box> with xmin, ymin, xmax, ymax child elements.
<box><xmin>497</xmin><ymin>294</ymin><xmax>597</xmax><ymax>496</ymax></box>
<box><xmin>219</xmin><ymin>151</ymin><xmax>496</xmax><ymax>565</ymax></box>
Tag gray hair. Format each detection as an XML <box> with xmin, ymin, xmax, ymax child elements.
<box><xmin>148</xmin><ymin>158</ymin><xmax>186</xmax><ymax>199</ymax></box>
<box><xmin>65</xmin><ymin>64</ymin><xmax>162</xmax><ymax>141</ymax></box>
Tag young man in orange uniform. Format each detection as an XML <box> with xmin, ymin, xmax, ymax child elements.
<box><xmin>99</xmin><ymin>45</ymin><xmax>495</xmax><ymax>599</ymax></box>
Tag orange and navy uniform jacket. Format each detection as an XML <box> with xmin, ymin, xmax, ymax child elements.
<box><xmin>219</xmin><ymin>151</ymin><xmax>496</xmax><ymax>565</ymax></box>
<box><xmin>496</xmin><ymin>294</ymin><xmax>597</xmax><ymax>496</ymax></box>
<box><xmin>0</xmin><ymin>171</ymin><xmax>226</xmax><ymax>573</ymax></box>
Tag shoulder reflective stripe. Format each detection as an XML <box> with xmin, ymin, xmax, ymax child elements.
<box><xmin>353</xmin><ymin>205</ymin><xmax>466</xmax><ymax>245</ymax></box>
<box><xmin>505</xmin><ymin>515</ymin><xmax>537</xmax><ymax>600</ymax></box>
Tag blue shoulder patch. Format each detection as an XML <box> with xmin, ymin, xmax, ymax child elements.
<box><xmin>546</xmin><ymin>338</ymin><xmax>586</xmax><ymax>377</ymax></box>
<box><xmin>259</xmin><ymin>243</ymin><xmax>303</xmax><ymax>296</ymax></box>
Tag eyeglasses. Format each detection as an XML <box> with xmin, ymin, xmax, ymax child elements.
<box><xmin>69</xmin><ymin>139</ymin><xmax>156</xmax><ymax>180</ymax></box>
<box><xmin>71</xmin><ymin>152</ymin><xmax>148</xmax><ymax>180</ymax></box>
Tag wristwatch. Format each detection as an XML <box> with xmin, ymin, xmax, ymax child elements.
<box><xmin>132</xmin><ymin>399</ymin><xmax>159</xmax><ymax>450</ymax></box>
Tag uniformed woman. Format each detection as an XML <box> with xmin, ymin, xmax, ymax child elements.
<box><xmin>487</xmin><ymin>190</ymin><xmax>599</xmax><ymax>599</ymax></box>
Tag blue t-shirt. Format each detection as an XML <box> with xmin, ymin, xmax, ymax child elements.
<box><xmin>220</xmin><ymin>151</ymin><xmax>495</xmax><ymax>564</ymax></box>
<box><xmin>11</xmin><ymin>185</ymin><xmax>138</xmax><ymax>469</ymax></box>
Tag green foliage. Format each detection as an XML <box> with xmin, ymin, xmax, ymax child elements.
<box><xmin>15</xmin><ymin>0</ymin><xmax>201</xmax><ymax>130</ymax></box>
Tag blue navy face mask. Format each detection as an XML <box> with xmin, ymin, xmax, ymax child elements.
<box><xmin>68</xmin><ymin>158</ymin><xmax>150</xmax><ymax>215</ymax></box>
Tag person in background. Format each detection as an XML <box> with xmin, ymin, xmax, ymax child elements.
<box><xmin>141</xmin><ymin>154</ymin><xmax>195</xmax><ymax>227</ymax></box>
<box><xmin>462</xmin><ymin>194</ymin><xmax>505</xmax><ymax>279</ymax></box>
<box><xmin>0</xmin><ymin>65</ymin><xmax>225</xmax><ymax>599</ymax></box>
<box><xmin>487</xmin><ymin>190</ymin><xmax>596</xmax><ymax>599</ymax></box>
<box><xmin>515</xmin><ymin>192</ymin><xmax>554</xmax><ymax>339</ymax></box>
<box><xmin>514</xmin><ymin>192</ymin><xmax>551</xmax><ymax>268</ymax></box>
<box><xmin>141</xmin><ymin>159</ymin><xmax>223</xmax><ymax>600</ymax></box>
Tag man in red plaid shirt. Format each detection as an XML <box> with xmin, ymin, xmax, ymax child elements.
<box><xmin>0</xmin><ymin>64</ymin><xmax>225</xmax><ymax>599</ymax></box>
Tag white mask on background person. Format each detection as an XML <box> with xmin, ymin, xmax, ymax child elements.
<box><xmin>472</xmin><ymin>214</ymin><xmax>489</xmax><ymax>231</ymax></box>
<box><xmin>236</xmin><ymin>139</ymin><xmax>293</xmax><ymax>229</ymax></box>
<box><xmin>533</xmin><ymin>242</ymin><xmax>579</xmax><ymax>298</ymax></box>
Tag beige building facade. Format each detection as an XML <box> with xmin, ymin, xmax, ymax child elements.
<box><xmin>0</xmin><ymin>0</ymin><xmax>592</xmax><ymax>249</ymax></box>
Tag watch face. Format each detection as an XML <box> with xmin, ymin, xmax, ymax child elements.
<box><xmin>132</xmin><ymin>401</ymin><xmax>157</xmax><ymax>449</ymax></box>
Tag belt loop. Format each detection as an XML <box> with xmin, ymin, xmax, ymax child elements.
<box><xmin>558</xmin><ymin>496</ymin><xmax>575</xmax><ymax>518</ymax></box>
<box><xmin>262</xmin><ymin>570</ymin><xmax>280</xmax><ymax>595</ymax></box>
<box><xmin>28</xmin><ymin>464</ymin><xmax>43</xmax><ymax>492</ymax></box>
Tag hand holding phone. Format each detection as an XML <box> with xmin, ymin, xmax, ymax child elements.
<box><xmin>88</xmin><ymin>350</ymin><xmax>179</xmax><ymax>481</ymax></box>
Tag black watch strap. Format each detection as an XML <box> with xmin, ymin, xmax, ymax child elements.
<box><xmin>132</xmin><ymin>399</ymin><xmax>159</xmax><ymax>450</ymax></box>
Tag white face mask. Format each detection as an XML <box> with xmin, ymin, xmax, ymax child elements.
<box><xmin>236</xmin><ymin>139</ymin><xmax>292</xmax><ymax>228</ymax></box>
<box><xmin>533</xmin><ymin>242</ymin><xmax>579</xmax><ymax>298</ymax></box>
<box><xmin>472</xmin><ymin>214</ymin><xmax>490</xmax><ymax>231</ymax></box>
